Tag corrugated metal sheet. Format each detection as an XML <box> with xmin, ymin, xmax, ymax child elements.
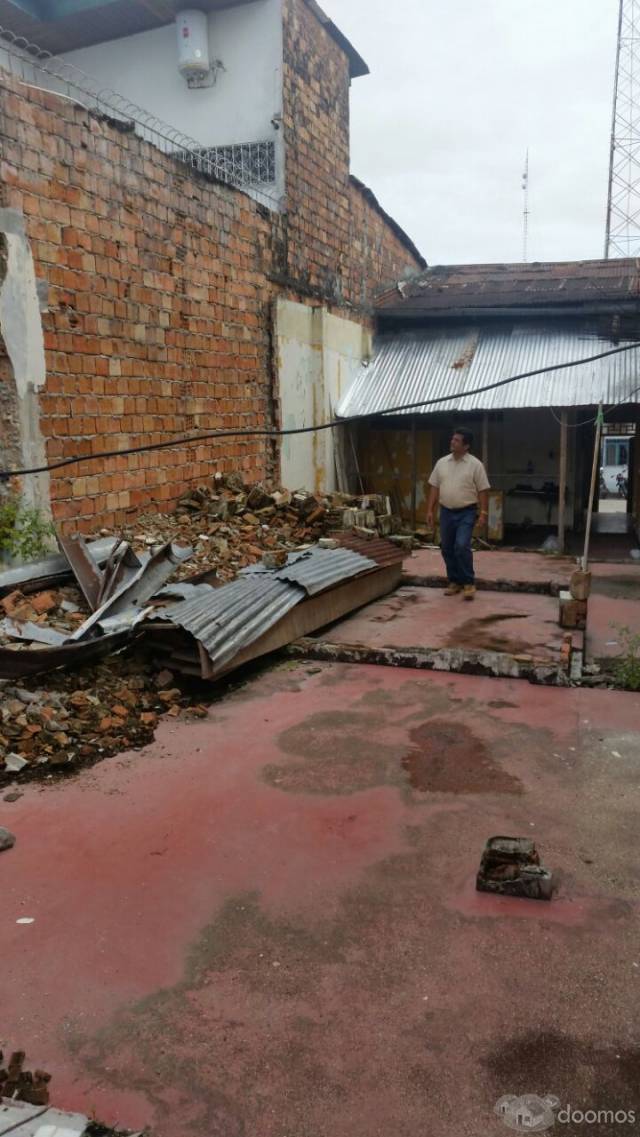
<box><xmin>335</xmin><ymin>534</ymin><xmax>407</xmax><ymax>567</ymax></box>
<box><xmin>337</xmin><ymin>328</ymin><xmax>640</xmax><ymax>416</ymax></box>
<box><xmin>149</xmin><ymin>577</ymin><xmax>303</xmax><ymax>671</ymax></box>
<box><xmin>241</xmin><ymin>547</ymin><xmax>378</xmax><ymax>595</ymax></box>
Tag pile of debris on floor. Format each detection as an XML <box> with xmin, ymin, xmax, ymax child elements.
<box><xmin>0</xmin><ymin>475</ymin><xmax>408</xmax><ymax>777</ymax></box>
<box><xmin>91</xmin><ymin>475</ymin><xmax>412</xmax><ymax>584</ymax></box>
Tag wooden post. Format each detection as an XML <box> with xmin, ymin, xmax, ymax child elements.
<box><xmin>482</xmin><ymin>413</ymin><xmax>489</xmax><ymax>470</ymax></box>
<box><xmin>583</xmin><ymin>404</ymin><xmax>604</xmax><ymax>572</ymax></box>
<box><xmin>557</xmin><ymin>409</ymin><xmax>568</xmax><ymax>553</ymax></box>
<box><xmin>411</xmin><ymin>415</ymin><xmax>418</xmax><ymax>530</ymax></box>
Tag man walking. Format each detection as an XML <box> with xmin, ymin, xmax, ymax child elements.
<box><xmin>425</xmin><ymin>429</ymin><xmax>490</xmax><ymax>601</ymax></box>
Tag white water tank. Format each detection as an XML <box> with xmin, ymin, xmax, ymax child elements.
<box><xmin>176</xmin><ymin>9</ymin><xmax>210</xmax><ymax>78</ymax></box>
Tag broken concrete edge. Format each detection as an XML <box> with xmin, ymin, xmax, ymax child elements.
<box><xmin>403</xmin><ymin>574</ymin><xmax>565</xmax><ymax>597</ymax></box>
<box><xmin>286</xmin><ymin>638</ymin><xmax>572</xmax><ymax>686</ymax></box>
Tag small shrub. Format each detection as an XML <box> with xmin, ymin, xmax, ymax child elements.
<box><xmin>0</xmin><ymin>495</ymin><xmax>55</xmax><ymax>563</ymax></box>
<box><xmin>611</xmin><ymin>624</ymin><xmax>640</xmax><ymax>691</ymax></box>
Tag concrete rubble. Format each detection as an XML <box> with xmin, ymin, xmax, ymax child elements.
<box><xmin>0</xmin><ymin>475</ymin><xmax>411</xmax><ymax>779</ymax></box>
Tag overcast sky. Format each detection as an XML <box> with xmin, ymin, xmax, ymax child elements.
<box><xmin>320</xmin><ymin>0</ymin><xmax>619</xmax><ymax>266</ymax></box>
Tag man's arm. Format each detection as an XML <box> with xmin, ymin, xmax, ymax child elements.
<box><xmin>426</xmin><ymin>485</ymin><xmax>439</xmax><ymax>530</ymax></box>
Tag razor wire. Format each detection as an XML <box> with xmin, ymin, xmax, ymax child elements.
<box><xmin>0</xmin><ymin>23</ymin><xmax>281</xmax><ymax>208</ymax></box>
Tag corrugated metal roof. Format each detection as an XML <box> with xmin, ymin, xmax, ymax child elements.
<box><xmin>241</xmin><ymin>546</ymin><xmax>378</xmax><ymax>594</ymax></box>
<box><xmin>334</xmin><ymin>534</ymin><xmax>408</xmax><ymax>566</ymax></box>
<box><xmin>149</xmin><ymin>577</ymin><xmax>303</xmax><ymax>671</ymax></box>
<box><xmin>337</xmin><ymin>327</ymin><xmax>640</xmax><ymax>416</ymax></box>
<box><xmin>376</xmin><ymin>259</ymin><xmax>640</xmax><ymax>315</ymax></box>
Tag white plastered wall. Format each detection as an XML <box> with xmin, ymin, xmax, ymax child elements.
<box><xmin>276</xmin><ymin>298</ymin><xmax>371</xmax><ymax>493</ymax></box>
<box><xmin>62</xmin><ymin>0</ymin><xmax>285</xmax><ymax>202</ymax></box>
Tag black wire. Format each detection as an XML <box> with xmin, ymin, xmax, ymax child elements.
<box><xmin>2</xmin><ymin>340</ymin><xmax>640</xmax><ymax>479</ymax></box>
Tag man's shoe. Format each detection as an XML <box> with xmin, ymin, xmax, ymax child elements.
<box><xmin>444</xmin><ymin>583</ymin><xmax>462</xmax><ymax>596</ymax></box>
<box><xmin>463</xmin><ymin>585</ymin><xmax>476</xmax><ymax>601</ymax></box>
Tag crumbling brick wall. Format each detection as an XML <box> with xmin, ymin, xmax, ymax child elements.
<box><xmin>281</xmin><ymin>0</ymin><xmax>424</xmax><ymax>306</ymax></box>
<box><xmin>0</xmin><ymin>1</ymin><xmax>424</xmax><ymax>531</ymax></box>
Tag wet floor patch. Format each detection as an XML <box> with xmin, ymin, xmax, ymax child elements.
<box><xmin>446</xmin><ymin>612</ymin><xmax>549</xmax><ymax>655</ymax></box>
<box><xmin>402</xmin><ymin>720</ymin><xmax>522</xmax><ymax>795</ymax></box>
<box><xmin>483</xmin><ymin>1031</ymin><xmax>640</xmax><ymax>1129</ymax></box>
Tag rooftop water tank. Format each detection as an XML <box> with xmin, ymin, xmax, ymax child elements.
<box><xmin>176</xmin><ymin>9</ymin><xmax>210</xmax><ymax>79</ymax></box>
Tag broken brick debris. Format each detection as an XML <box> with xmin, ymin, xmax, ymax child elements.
<box><xmin>0</xmin><ymin>656</ymin><xmax>204</xmax><ymax>780</ymax></box>
<box><xmin>476</xmin><ymin>836</ymin><xmax>553</xmax><ymax>901</ymax></box>
<box><xmin>0</xmin><ymin>1050</ymin><xmax>51</xmax><ymax>1106</ymax></box>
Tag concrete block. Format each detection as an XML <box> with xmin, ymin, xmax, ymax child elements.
<box><xmin>376</xmin><ymin>514</ymin><xmax>393</xmax><ymax>536</ymax></box>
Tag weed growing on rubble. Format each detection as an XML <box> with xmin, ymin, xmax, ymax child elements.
<box><xmin>611</xmin><ymin>624</ymin><xmax>640</xmax><ymax>691</ymax></box>
<box><xmin>0</xmin><ymin>495</ymin><xmax>55</xmax><ymax>562</ymax></box>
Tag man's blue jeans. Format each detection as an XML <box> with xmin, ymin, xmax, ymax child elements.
<box><xmin>440</xmin><ymin>505</ymin><xmax>477</xmax><ymax>586</ymax></box>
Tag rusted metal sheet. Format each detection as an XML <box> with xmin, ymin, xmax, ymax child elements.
<box><xmin>376</xmin><ymin>259</ymin><xmax>640</xmax><ymax>314</ymax></box>
<box><xmin>0</xmin><ymin>630</ymin><xmax>135</xmax><ymax>679</ymax></box>
<box><xmin>334</xmin><ymin>533</ymin><xmax>407</xmax><ymax>568</ymax></box>
<box><xmin>57</xmin><ymin>533</ymin><xmax>104</xmax><ymax>610</ymax></box>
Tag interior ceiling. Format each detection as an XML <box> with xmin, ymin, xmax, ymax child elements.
<box><xmin>0</xmin><ymin>0</ymin><xmax>257</xmax><ymax>53</ymax></box>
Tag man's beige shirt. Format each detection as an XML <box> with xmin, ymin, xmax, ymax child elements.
<box><xmin>428</xmin><ymin>453</ymin><xmax>490</xmax><ymax>509</ymax></box>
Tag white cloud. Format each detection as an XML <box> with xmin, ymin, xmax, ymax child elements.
<box><xmin>321</xmin><ymin>0</ymin><xmax>619</xmax><ymax>264</ymax></box>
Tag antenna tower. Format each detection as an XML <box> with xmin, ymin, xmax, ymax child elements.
<box><xmin>522</xmin><ymin>149</ymin><xmax>529</xmax><ymax>262</ymax></box>
<box><xmin>605</xmin><ymin>0</ymin><xmax>640</xmax><ymax>257</ymax></box>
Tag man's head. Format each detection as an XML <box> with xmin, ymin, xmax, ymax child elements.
<box><xmin>450</xmin><ymin>428</ymin><xmax>473</xmax><ymax>457</ymax></box>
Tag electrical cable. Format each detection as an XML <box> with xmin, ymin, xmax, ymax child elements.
<box><xmin>547</xmin><ymin>381</ymin><xmax>640</xmax><ymax>429</ymax></box>
<box><xmin>2</xmin><ymin>340</ymin><xmax>640</xmax><ymax>480</ymax></box>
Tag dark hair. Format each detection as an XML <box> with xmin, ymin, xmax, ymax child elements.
<box><xmin>452</xmin><ymin>428</ymin><xmax>473</xmax><ymax>448</ymax></box>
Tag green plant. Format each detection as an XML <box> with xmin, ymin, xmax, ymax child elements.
<box><xmin>0</xmin><ymin>495</ymin><xmax>55</xmax><ymax>562</ymax></box>
<box><xmin>611</xmin><ymin>624</ymin><xmax>640</xmax><ymax>691</ymax></box>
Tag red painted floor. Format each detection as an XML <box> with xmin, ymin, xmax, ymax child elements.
<box><xmin>3</xmin><ymin>662</ymin><xmax>640</xmax><ymax>1136</ymax></box>
<box><xmin>320</xmin><ymin>586</ymin><xmax>567</xmax><ymax>662</ymax></box>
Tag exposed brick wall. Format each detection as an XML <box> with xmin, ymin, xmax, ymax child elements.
<box><xmin>0</xmin><ymin>74</ymin><xmax>279</xmax><ymax>532</ymax></box>
<box><xmin>281</xmin><ymin>0</ymin><xmax>424</xmax><ymax>307</ymax></box>
<box><xmin>0</xmin><ymin>2</ymin><xmax>424</xmax><ymax>531</ymax></box>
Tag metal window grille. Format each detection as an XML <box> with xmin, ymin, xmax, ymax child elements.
<box><xmin>191</xmin><ymin>141</ymin><xmax>276</xmax><ymax>186</ymax></box>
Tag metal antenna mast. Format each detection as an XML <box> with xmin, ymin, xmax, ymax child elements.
<box><xmin>522</xmin><ymin>149</ymin><xmax>530</xmax><ymax>261</ymax></box>
<box><xmin>605</xmin><ymin>0</ymin><xmax>640</xmax><ymax>257</ymax></box>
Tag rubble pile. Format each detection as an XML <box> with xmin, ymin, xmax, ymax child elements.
<box><xmin>0</xmin><ymin>1050</ymin><xmax>51</xmax><ymax>1105</ymax></box>
<box><xmin>0</xmin><ymin>658</ymin><xmax>207</xmax><ymax>779</ymax></box>
<box><xmin>93</xmin><ymin>475</ymin><xmax>409</xmax><ymax>582</ymax></box>
<box><xmin>0</xmin><ymin>475</ymin><xmax>412</xmax><ymax>780</ymax></box>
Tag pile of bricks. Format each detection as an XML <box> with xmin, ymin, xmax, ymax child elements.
<box><xmin>90</xmin><ymin>475</ymin><xmax>414</xmax><ymax>582</ymax></box>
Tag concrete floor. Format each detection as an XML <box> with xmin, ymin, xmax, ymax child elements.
<box><xmin>406</xmin><ymin>548</ymin><xmax>572</xmax><ymax>591</ymax></box>
<box><xmin>586</xmin><ymin>563</ymin><xmax>640</xmax><ymax>665</ymax></box>
<box><xmin>3</xmin><ymin>661</ymin><xmax>640</xmax><ymax>1137</ymax></box>
<box><xmin>318</xmin><ymin>586</ymin><xmax>568</xmax><ymax>665</ymax></box>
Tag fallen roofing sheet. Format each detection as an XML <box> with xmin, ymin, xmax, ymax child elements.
<box><xmin>240</xmin><ymin>546</ymin><xmax>379</xmax><ymax>594</ymax></box>
<box><xmin>0</xmin><ymin>537</ymin><xmax>119</xmax><ymax>598</ymax></box>
<box><xmin>0</xmin><ymin>1098</ymin><xmax>88</xmax><ymax>1134</ymax></box>
<box><xmin>0</xmin><ymin>629</ymin><xmax>135</xmax><ymax>679</ymax></box>
<box><xmin>146</xmin><ymin>537</ymin><xmax>405</xmax><ymax>679</ymax></box>
<box><xmin>149</xmin><ymin>575</ymin><xmax>303</xmax><ymax>673</ymax></box>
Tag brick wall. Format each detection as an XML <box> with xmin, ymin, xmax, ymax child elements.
<box><xmin>0</xmin><ymin>75</ymin><xmax>279</xmax><ymax>532</ymax></box>
<box><xmin>0</xmin><ymin>1</ymin><xmax>424</xmax><ymax>531</ymax></box>
<box><xmin>281</xmin><ymin>0</ymin><xmax>424</xmax><ymax>306</ymax></box>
